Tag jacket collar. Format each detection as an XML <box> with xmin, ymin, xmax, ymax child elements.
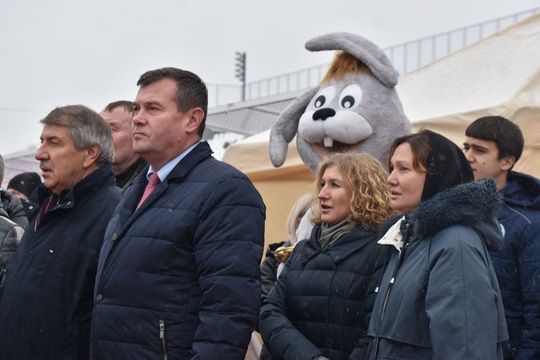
<box><xmin>409</xmin><ymin>178</ymin><xmax>504</xmax><ymax>251</ymax></box>
<box><xmin>502</xmin><ymin>171</ymin><xmax>540</xmax><ymax>210</ymax></box>
<box><xmin>118</xmin><ymin>142</ymin><xmax>213</xmax><ymax>226</ymax></box>
<box><xmin>378</xmin><ymin>215</ymin><xmax>406</xmax><ymax>252</ymax></box>
<box><xmin>163</xmin><ymin>141</ymin><xmax>213</xmax><ymax>182</ymax></box>
<box><xmin>36</xmin><ymin>164</ymin><xmax>116</xmax><ymax>210</ymax></box>
<box><xmin>303</xmin><ymin>224</ymin><xmax>377</xmax><ymax>264</ymax></box>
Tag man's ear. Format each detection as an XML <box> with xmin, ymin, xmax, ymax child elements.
<box><xmin>185</xmin><ymin>108</ymin><xmax>205</xmax><ymax>134</ymax></box>
<box><xmin>501</xmin><ymin>155</ymin><xmax>516</xmax><ymax>171</ymax></box>
<box><xmin>83</xmin><ymin>144</ymin><xmax>101</xmax><ymax>168</ymax></box>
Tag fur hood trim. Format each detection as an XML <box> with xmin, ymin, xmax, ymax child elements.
<box><xmin>411</xmin><ymin>178</ymin><xmax>502</xmax><ymax>241</ymax></box>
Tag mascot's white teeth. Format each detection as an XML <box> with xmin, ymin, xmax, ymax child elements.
<box><xmin>324</xmin><ymin>136</ymin><xmax>334</xmax><ymax>147</ymax></box>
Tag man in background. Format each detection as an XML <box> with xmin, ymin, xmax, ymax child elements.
<box><xmin>100</xmin><ymin>100</ymin><xmax>147</xmax><ymax>189</ymax></box>
<box><xmin>7</xmin><ymin>171</ymin><xmax>42</xmax><ymax>217</ymax></box>
<box><xmin>0</xmin><ymin>155</ymin><xmax>25</xmax><ymax>283</ymax></box>
<box><xmin>464</xmin><ymin>115</ymin><xmax>540</xmax><ymax>359</ymax></box>
<box><xmin>91</xmin><ymin>67</ymin><xmax>265</xmax><ymax>359</ymax></box>
<box><xmin>0</xmin><ymin>154</ymin><xmax>28</xmax><ymax>228</ymax></box>
<box><xmin>0</xmin><ymin>105</ymin><xmax>121</xmax><ymax>359</ymax></box>
<box><xmin>7</xmin><ymin>171</ymin><xmax>41</xmax><ymax>201</ymax></box>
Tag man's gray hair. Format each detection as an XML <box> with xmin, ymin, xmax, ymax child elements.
<box><xmin>41</xmin><ymin>105</ymin><xmax>114</xmax><ymax>164</ymax></box>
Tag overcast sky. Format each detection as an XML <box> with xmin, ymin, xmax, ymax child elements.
<box><xmin>0</xmin><ymin>0</ymin><xmax>538</xmax><ymax>155</ymax></box>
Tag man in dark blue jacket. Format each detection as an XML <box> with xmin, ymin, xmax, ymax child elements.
<box><xmin>0</xmin><ymin>105</ymin><xmax>122</xmax><ymax>359</ymax></box>
<box><xmin>91</xmin><ymin>67</ymin><xmax>266</xmax><ymax>359</ymax></box>
<box><xmin>464</xmin><ymin>116</ymin><xmax>540</xmax><ymax>360</ymax></box>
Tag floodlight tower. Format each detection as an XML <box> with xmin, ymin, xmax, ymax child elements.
<box><xmin>235</xmin><ymin>51</ymin><xmax>246</xmax><ymax>101</ymax></box>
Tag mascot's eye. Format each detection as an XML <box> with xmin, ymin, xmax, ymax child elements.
<box><xmin>314</xmin><ymin>95</ymin><xmax>326</xmax><ymax>108</ymax></box>
<box><xmin>313</xmin><ymin>85</ymin><xmax>336</xmax><ymax>109</ymax></box>
<box><xmin>338</xmin><ymin>84</ymin><xmax>362</xmax><ymax>110</ymax></box>
<box><xmin>341</xmin><ymin>96</ymin><xmax>355</xmax><ymax>108</ymax></box>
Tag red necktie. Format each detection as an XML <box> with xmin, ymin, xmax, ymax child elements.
<box><xmin>137</xmin><ymin>173</ymin><xmax>160</xmax><ymax>209</ymax></box>
<box><xmin>34</xmin><ymin>194</ymin><xmax>58</xmax><ymax>231</ymax></box>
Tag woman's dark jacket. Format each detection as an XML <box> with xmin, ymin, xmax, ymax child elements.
<box><xmin>261</xmin><ymin>240</ymin><xmax>288</xmax><ymax>300</ymax></box>
<box><xmin>0</xmin><ymin>164</ymin><xmax>121</xmax><ymax>360</ymax></box>
<box><xmin>367</xmin><ymin>179</ymin><xmax>508</xmax><ymax>360</ymax></box>
<box><xmin>260</xmin><ymin>223</ymin><xmax>390</xmax><ymax>360</ymax></box>
<box><xmin>491</xmin><ymin>171</ymin><xmax>540</xmax><ymax>359</ymax></box>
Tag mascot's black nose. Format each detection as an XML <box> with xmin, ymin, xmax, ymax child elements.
<box><xmin>313</xmin><ymin>108</ymin><xmax>336</xmax><ymax>121</ymax></box>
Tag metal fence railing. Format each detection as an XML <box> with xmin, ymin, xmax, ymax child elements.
<box><xmin>207</xmin><ymin>7</ymin><xmax>539</xmax><ymax>108</ymax></box>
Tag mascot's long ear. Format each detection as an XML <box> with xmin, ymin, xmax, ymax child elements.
<box><xmin>305</xmin><ymin>32</ymin><xmax>397</xmax><ymax>88</ymax></box>
<box><xmin>269</xmin><ymin>87</ymin><xmax>319</xmax><ymax>167</ymax></box>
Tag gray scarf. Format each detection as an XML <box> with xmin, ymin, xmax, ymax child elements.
<box><xmin>319</xmin><ymin>220</ymin><xmax>351</xmax><ymax>251</ymax></box>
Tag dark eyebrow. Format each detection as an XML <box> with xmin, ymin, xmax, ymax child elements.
<box><xmin>463</xmin><ymin>141</ymin><xmax>488</xmax><ymax>151</ymax></box>
<box><xmin>394</xmin><ymin>160</ymin><xmax>411</xmax><ymax>167</ymax></box>
<box><xmin>44</xmin><ymin>135</ymin><xmax>60</xmax><ymax>140</ymax></box>
<box><xmin>142</xmin><ymin>100</ymin><xmax>162</xmax><ymax>107</ymax></box>
<box><xmin>40</xmin><ymin>135</ymin><xmax>62</xmax><ymax>143</ymax></box>
<box><xmin>108</xmin><ymin>121</ymin><xmax>122</xmax><ymax>128</ymax></box>
<box><xmin>471</xmin><ymin>143</ymin><xmax>489</xmax><ymax>151</ymax></box>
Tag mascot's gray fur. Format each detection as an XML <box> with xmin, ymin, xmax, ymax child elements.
<box><xmin>269</xmin><ymin>32</ymin><xmax>411</xmax><ymax>173</ymax></box>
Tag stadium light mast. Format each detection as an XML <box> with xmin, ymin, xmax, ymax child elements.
<box><xmin>235</xmin><ymin>51</ymin><xmax>246</xmax><ymax>101</ymax></box>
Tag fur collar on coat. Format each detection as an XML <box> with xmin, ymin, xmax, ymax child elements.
<box><xmin>408</xmin><ymin>177</ymin><xmax>504</xmax><ymax>251</ymax></box>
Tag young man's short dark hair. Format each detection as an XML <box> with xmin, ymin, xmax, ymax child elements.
<box><xmin>465</xmin><ymin>115</ymin><xmax>524</xmax><ymax>162</ymax></box>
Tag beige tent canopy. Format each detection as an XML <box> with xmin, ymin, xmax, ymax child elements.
<box><xmin>223</xmin><ymin>13</ymin><xmax>540</xmax><ymax>247</ymax></box>
<box><xmin>223</xmin><ymin>130</ymin><xmax>313</xmax><ymax>246</ymax></box>
<box><xmin>401</xmin><ymin>12</ymin><xmax>540</xmax><ymax>177</ymax></box>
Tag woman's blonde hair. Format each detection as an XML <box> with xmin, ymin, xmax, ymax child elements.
<box><xmin>286</xmin><ymin>193</ymin><xmax>314</xmax><ymax>244</ymax></box>
<box><xmin>311</xmin><ymin>153</ymin><xmax>394</xmax><ymax>231</ymax></box>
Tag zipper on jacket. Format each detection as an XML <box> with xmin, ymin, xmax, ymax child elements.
<box><xmin>372</xmin><ymin>222</ymin><xmax>411</xmax><ymax>359</ymax></box>
<box><xmin>159</xmin><ymin>319</ymin><xmax>168</xmax><ymax>360</ymax></box>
